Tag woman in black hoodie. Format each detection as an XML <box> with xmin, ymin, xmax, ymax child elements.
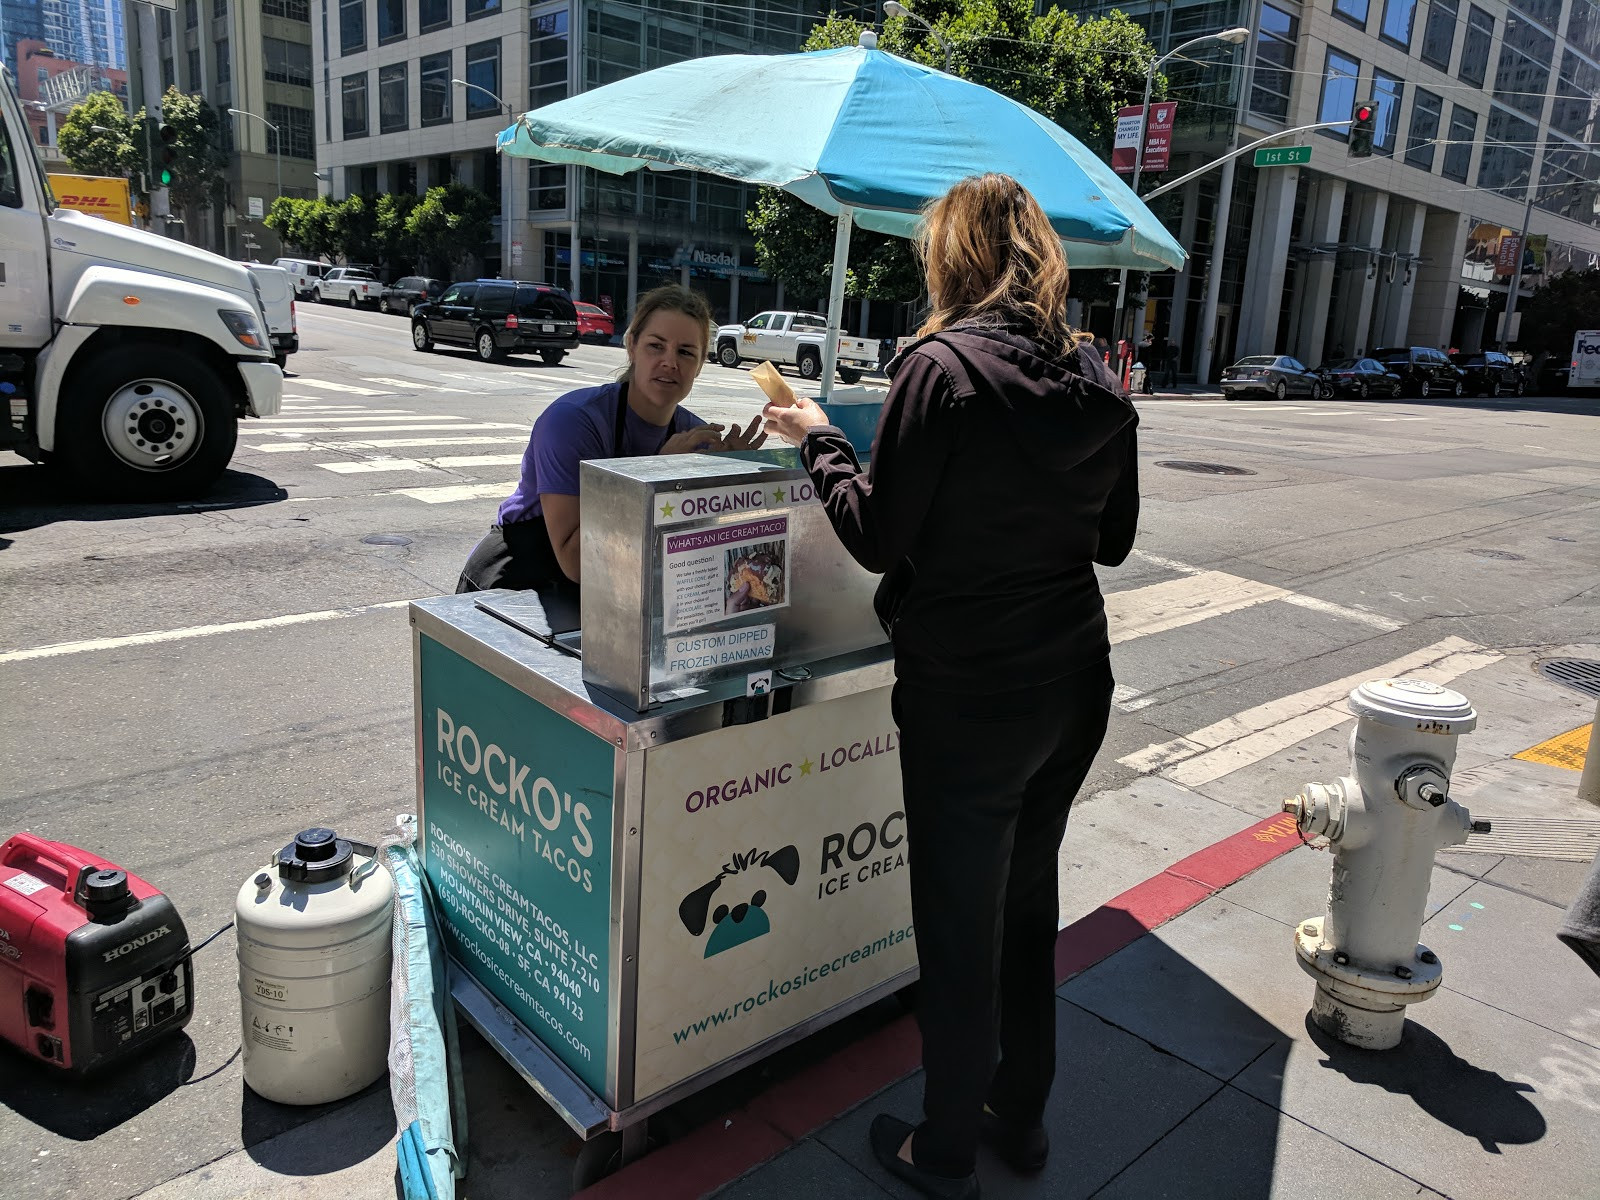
<box><xmin>763</xmin><ymin>174</ymin><xmax>1139</xmax><ymax>1200</ymax></box>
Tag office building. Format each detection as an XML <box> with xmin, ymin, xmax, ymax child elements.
<box><xmin>311</xmin><ymin>0</ymin><xmax>875</xmax><ymax>322</ymax></box>
<box><xmin>1086</xmin><ymin>0</ymin><xmax>1600</xmax><ymax>376</ymax></box>
<box><xmin>123</xmin><ymin>0</ymin><xmax>318</xmax><ymax>257</ymax></box>
<box><xmin>15</xmin><ymin>36</ymin><xmax>128</xmax><ymax>162</ymax></box>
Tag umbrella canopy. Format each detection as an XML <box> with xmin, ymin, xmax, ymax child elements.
<box><xmin>500</xmin><ymin>42</ymin><xmax>1183</xmax><ymax>272</ymax></box>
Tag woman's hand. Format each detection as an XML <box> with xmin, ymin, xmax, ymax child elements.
<box><xmin>762</xmin><ymin>396</ymin><xmax>829</xmax><ymax>447</ymax></box>
<box><xmin>660</xmin><ymin>425</ymin><xmax>726</xmax><ymax>455</ymax></box>
<box><xmin>721</xmin><ymin>415</ymin><xmax>768</xmax><ymax>452</ymax></box>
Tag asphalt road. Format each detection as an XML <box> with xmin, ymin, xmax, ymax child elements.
<box><xmin>1</xmin><ymin>303</ymin><xmax>1596</xmax><ymax>1199</ymax></box>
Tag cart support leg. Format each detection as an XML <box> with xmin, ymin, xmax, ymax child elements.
<box><xmin>620</xmin><ymin>1119</ymin><xmax>649</xmax><ymax>1166</ymax></box>
<box><xmin>820</xmin><ymin>206</ymin><xmax>854</xmax><ymax>403</ymax></box>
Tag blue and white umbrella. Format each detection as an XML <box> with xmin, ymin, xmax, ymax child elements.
<box><xmin>498</xmin><ymin>36</ymin><xmax>1185</xmax><ymax>391</ymax></box>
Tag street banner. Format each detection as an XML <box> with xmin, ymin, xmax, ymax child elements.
<box><xmin>1112</xmin><ymin>107</ymin><xmax>1142</xmax><ymax>173</ymax></box>
<box><xmin>1112</xmin><ymin>104</ymin><xmax>1178</xmax><ymax>174</ymax></box>
<box><xmin>1495</xmin><ymin>234</ymin><xmax>1522</xmax><ymax>276</ymax></box>
<box><xmin>1143</xmin><ymin>102</ymin><xmax>1177</xmax><ymax>172</ymax></box>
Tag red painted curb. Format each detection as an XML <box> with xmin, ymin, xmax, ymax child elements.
<box><xmin>577</xmin><ymin>813</ymin><xmax>1305</xmax><ymax>1198</ymax></box>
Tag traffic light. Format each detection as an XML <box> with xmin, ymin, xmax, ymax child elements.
<box><xmin>157</xmin><ymin>121</ymin><xmax>178</xmax><ymax>187</ymax></box>
<box><xmin>1350</xmin><ymin>100</ymin><xmax>1376</xmax><ymax>158</ymax></box>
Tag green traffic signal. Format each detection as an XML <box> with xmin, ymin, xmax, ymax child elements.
<box><xmin>160</xmin><ymin>167</ymin><xmax>174</xmax><ymax>186</ymax></box>
<box><xmin>157</xmin><ymin>121</ymin><xmax>178</xmax><ymax>188</ymax></box>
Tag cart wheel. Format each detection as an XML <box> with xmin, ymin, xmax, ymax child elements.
<box><xmin>572</xmin><ymin>1132</ymin><xmax>624</xmax><ymax>1191</ymax></box>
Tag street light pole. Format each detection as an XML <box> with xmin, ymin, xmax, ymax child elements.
<box><xmin>884</xmin><ymin>1</ymin><xmax>953</xmax><ymax>72</ymax></box>
<box><xmin>453</xmin><ymin>79</ymin><xmax>514</xmax><ymax>277</ymax></box>
<box><xmin>1111</xmin><ymin>27</ymin><xmax>1250</xmax><ymax>370</ymax></box>
<box><xmin>228</xmin><ymin>107</ymin><xmax>281</xmax><ymax>231</ymax></box>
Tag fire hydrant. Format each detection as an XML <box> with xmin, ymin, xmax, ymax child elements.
<box><xmin>1283</xmin><ymin>678</ymin><xmax>1491</xmax><ymax>1050</ymax></box>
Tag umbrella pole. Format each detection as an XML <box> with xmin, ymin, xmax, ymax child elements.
<box><xmin>820</xmin><ymin>207</ymin><xmax>854</xmax><ymax>404</ymax></box>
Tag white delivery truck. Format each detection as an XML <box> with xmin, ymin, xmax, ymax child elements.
<box><xmin>713</xmin><ymin>310</ymin><xmax>877</xmax><ymax>383</ymax></box>
<box><xmin>1570</xmin><ymin>329</ymin><xmax>1600</xmax><ymax>392</ymax></box>
<box><xmin>0</xmin><ymin>65</ymin><xmax>281</xmax><ymax>501</ymax></box>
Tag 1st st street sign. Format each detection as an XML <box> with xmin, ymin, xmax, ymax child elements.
<box><xmin>1255</xmin><ymin>146</ymin><xmax>1313</xmax><ymax>167</ymax></box>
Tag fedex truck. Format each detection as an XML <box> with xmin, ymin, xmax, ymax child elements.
<box><xmin>1572</xmin><ymin>330</ymin><xmax>1600</xmax><ymax>392</ymax></box>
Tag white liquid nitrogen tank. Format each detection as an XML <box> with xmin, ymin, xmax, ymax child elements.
<box><xmin>236</xmin><ymin>827</ymin><xmax>394</xmax><ymax>1105</ymax></box>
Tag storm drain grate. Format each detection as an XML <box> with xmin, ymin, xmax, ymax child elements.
<box><xmin>1439</xmin><ymin>816</ymin><xmax>1600</xmax><ymax>862</ymax></box>
<box><xmin>1538</xmin><ymin>658</ymin><xmax>1600</xmax><ymax>699</ymax></box>
<box><xmin>1155</xmin><ymin>461</ymin><xmax>1257</xmax><ymax>476</ymax></box>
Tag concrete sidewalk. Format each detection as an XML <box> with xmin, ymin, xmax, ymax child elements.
<box><xmin>674</xmin><ymin>843</ymin><xmax>1598</xmax><ymax>1200</ymax></box>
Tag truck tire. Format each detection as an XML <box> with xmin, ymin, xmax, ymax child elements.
<box><xmin>717</xmin><ymin>341</ymin><xmax>741</xmax><ymax>369</ymax></box>
<box><xmin>797</xmin><ymin>348</ymin><xmax>821</xmax><ymax>381</ymax></box>
<box><xmin>540</xmin><ymin>349</ymin><xmax>566</xmax><ymax>366</ymax></box>
<box><xmin>838</xmin><ymin>366</ymin><xmax>862</xmax><ymax>384</ymax></box>
<box><xmin>59</xmin><ymin>344</ymin><xmax>238</xmax><ymax>501</ymax></box>
<box><xmin>273</xmin><ymin>352</ymin><xmax>288</xmax><ymax>372</ymax></box>
<box><xmin>476</xmin><ymin>328</ymin><xmax>504</xmax><ymax>362</ymax></box>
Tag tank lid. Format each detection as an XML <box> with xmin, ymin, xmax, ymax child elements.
<box><xmin>1348</xmin><ymin>678</ymin><xmax>1477</xmax><ymax>733</ymax></box>
<box><xmin>79</xmin><ymin>868</ymin><xmax>132</xmax><ymax>921</ymax></box>
<box><xmin>277</xmin><ymin>827</ymin><xmax>355</xmax><ymax>883</ymax></box>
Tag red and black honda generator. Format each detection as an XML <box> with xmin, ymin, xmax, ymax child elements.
<box><xmin>0</xmin><ymin>833</ymin><xmax>193</xmax><ymax>1073</ymax></box>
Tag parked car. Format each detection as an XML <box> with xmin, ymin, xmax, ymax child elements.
<box><xmin>245</xmin><ymin>262</ymin><xmax>298</xmax><ymax>370</ymax></box>
<box><xmin>318</xmin><ymin>267</ymin><xmax>381</xmax><ymax>309</ymax></box>
<box><xmin>380</xmin><ymin>276</ymin><xmax>444</xmax><ymax>317</ymax></box>
<box><xmin>575</xmin><ymin>301</ymin><xmax>616</xmax><ymax>343</ymax></box>
<box><xmin>274</xmin><ymin>256</ymin><xmax>329</xmax><ymax>301</ymax></box>
<box><xmin>1370</xmin><ymin>346</ymin><xmax>1465</xmax><ymax>398</ymax></box>
<box><xmin>1220</xmin><ymin>355</ymin><xmax>1326</xmax><ymax>400</ymax></box>
<box><xmin>1314</xmin><ymin>357</ymin><xmax>1402</xmax><ymax>399</ymax></box>
<box><xmin>1449</xmin><ymin>349</ymin><xmax>1526</xmax><ymax>397</ymax></box>
<box><xmin>411</xmin><ymin>279</ymin><xmax>581</xmax><ymax>364</ymax></box>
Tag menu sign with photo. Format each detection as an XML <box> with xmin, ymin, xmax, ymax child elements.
<box><xmin>662</xmin><ymin>516</ymin><xmax>789</xmax><ymax>634</ymax></box>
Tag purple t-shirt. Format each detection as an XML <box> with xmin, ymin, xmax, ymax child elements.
<box><xmin>498</xmin><ymin>382</ymin><xmax>705</xmax><ymax>524</ymax></box>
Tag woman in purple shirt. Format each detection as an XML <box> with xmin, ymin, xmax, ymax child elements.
<box><xmin>457</xmin><ymin>286</ymin><xmax>764</xmax><ymax>599</ymax></box>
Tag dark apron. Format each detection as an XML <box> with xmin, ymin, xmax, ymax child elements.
<box><xmin>456</xmin><ymin>388</ymin><xmax>681</xmax><ymax>602</ymax></box>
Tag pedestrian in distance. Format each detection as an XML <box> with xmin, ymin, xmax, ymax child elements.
<box><xmin>763</xmin><ymin>173</ymin><xmax>1140</xmax><ymax>1200</ymax></box>
<box><xmin>1163</xmin><ymin>338</ymin><xmax>1181</xmax><ymax>389</ymax></box>
<box><xmin>1151</xmin><ymin>332</ymin><xmax>1169</xmax><ymax>394</ymax></box>
<box><xmin>1139</xmin><ymin>332</ymin><xmax>1155</xmax><ymax>395</ymax></box>
<box><xmin>456</xmin><ymin>285</ymin><xmax>765</xmax><ymax>611</ymax></box>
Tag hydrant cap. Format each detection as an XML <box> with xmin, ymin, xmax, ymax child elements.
<box><xmin>1348</xmin><ymin>678</ymin><xmax>1477</xmax><ymax>733</ymax></box>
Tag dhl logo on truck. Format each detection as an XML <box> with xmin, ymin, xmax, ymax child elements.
<box><xmin>57</xmin><ymin>194</ymin><xmax>117</xmax><ymax>208</ymax></box>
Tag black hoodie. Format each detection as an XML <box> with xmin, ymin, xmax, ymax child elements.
<box><xmin>800</xmin><ymin>326</ymin><xmax>1139</xmax><ymax>694</ymax></box>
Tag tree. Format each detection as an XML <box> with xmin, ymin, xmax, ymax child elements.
<box><xmin>57</xmin><ymin>92</ymin><xmax>140</xmax><ymax>181</ymax></box>
<box><xmin>155</xmin><ymin>88</ymin><xmax>229</xmax><ymax>232</ymax></box>
<box><xmin>748</xmin><ymin>1</ymin><xmax>1164</xmax><ymax>309</ymax></box>
<box><xmin>405</xmin><ymin>184</ymin><xmax>494</xmax><ymax>276</ymax></box>
<box><xmin>1517</xmin><ymin>268</ymin><xmax>1600</xmax><ymax>357</ymax></box>
<box><xmin>333</xmin><ymin>193</ymin><xmax>382</xmax><ymax>266</ymax></box>
<box><xmin>376</xmin><ymin>191</ymin><xmax>422</xmax><ymax>272</ymax></box>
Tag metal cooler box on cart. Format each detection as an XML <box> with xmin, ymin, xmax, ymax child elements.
<box><xmin>411</xmin><ymin>452</ymin><xmax>915</xmax><ymax>1185</ymax></box>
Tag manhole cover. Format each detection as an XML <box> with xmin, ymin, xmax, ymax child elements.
<box><xmin>1155</xmin><ymin>461</ymin><xmax>1257</xmax><ymax>476</ymax></box>
<box><xmin>361</xmin><ymin>534</ymin><xmax>413</xmax><ymax>547</ymax></box>
<box><xmin>1538</xmin><ymin>658</ymin><xmax>1600</xmax><ymax>699</ymax></box>
<box><xmin>1468</xmin><ymin>548</ymin><xmax>1524</xmax><ymax>560</ymax></box>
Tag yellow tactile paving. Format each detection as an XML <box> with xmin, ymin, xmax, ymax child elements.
<box><xmin>1514</xmin><ymin>724</ymin><xmax>1593</xmax><ymax>772</ymax></box>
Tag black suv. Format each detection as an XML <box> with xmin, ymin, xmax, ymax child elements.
<box><xmin>1449</xmin><ymin>349</ymin><xmax>1526</xmax><ymax>397</ymax></box>
<box><xmin>1370</xmin><ymin>347</ymin><xmax>1466</xmax><ymax>398</ymax></box>
<box><xmin>411</xmin><ymin>280</ymin><xmax>580</xmax><ymax>364</ymax></box>
<box><xmin>381</xmin><ymin>275</ymin><xmax>445</xmax><ymax>317</ymax></box>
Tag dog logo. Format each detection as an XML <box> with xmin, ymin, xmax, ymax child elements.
<box><xmin>678</xmin><ymin>845</ymin><xmax>800</xmax><ymax>959</ymax></box>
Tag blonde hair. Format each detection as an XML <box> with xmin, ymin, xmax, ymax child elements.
<box><xmin>620</xmin><ymin>285</ymin><xmax>714</xmax><ymax>382</ymax></box>
<box><xmin>916</xmin><ymin>174</ymin><xmax>1086</xmax><ymax>353</ymax></box>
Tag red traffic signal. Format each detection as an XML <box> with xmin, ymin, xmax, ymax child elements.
<box><xmin>1350</xmin><ymin>99</ymin><xmax>1377</xmax><ymax>158</ymax></box>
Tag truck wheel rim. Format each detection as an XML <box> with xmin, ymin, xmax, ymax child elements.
<box><xmin>102</xmin><ymin>380</ymin><xmax>202</xmax><ymax>472</ymax></box>
<box><xmin>719</xmin><ymin>345</ymin><xmax>738</xmax><ymax>367</ymax></box>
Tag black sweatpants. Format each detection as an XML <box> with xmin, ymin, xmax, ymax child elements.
<box><xmin>894</xmin><ymin>659</ymin><xmax>1114</xmax><ymax>1176</ymax></box>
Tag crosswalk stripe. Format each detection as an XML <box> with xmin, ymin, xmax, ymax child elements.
<box><xmin>387</xmin><ymin>483</ymin><xmax>508</xmax><ymax>504</ymax></box>
<box><xmin>315</xmin><ymin>454</ymin><xmax>524</xmax><ymax>474</ymax></box>
<box><xmin>294</xmin><ymin>378</ymin><xmax>393</xmax><ymax>395</ymax></box>
<box><xmin>250</xmin><ymin>422</ymin><xmax>522</xmax><ymax>435</ymax></box>
<box><xmin>248</xmin><ymin>435</ymin><xmax>528</xmax><ymax>453</ymax></box>
<box><xmin>362</xmin><ymin>377</ymin><xmax>474</xmax><ymax>393</ymax></box>
<box><xmin>1107</xmin><ymin>571</ymin><xmax>1288</xmax><ymax>643</ymax></box>
<box><xmin>1279</xmin><ymin>592</ymin><xmax>1404</xmax><ymax>632</ymax></box>
<box><xmin>1118</xmin><ymin>637</ymin><xmax>1499</xmax><ymax>785</ymax></box>
<box><xmin>261</xmin><ymin>411</ymin><xmax>422</xmax><ymax>421</ymax></box>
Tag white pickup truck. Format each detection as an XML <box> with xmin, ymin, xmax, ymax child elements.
<box><xmin>317</xmin><ymin>267</ymin><xmax>380</xmax><ymax>309</ymax></box>
<box><xmin>0</xmin><ymin>63</ymin><xmax>281</xmax><ymax>500</ymax></box>
<box><xmin>713</xmin><ymin>311</ymin><xmax>877</xmax><ymax>384</ymax></box>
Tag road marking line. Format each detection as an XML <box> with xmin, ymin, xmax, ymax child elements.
<box><xmin>1228</xmin><ymin>405</ymin><xmax>1310</xmax><ymax>411</ymax></box>
<box><xmin>0</xmin><ymin>601</ymin><xmax>413</xmax><ymax>665</ymax></box>
<box><xmin>1129</xmin><ymin>549</ymin><xmax>1204</xmax><ymax>576</ymax></box>
<box><xmin>361</xmin><ymin>377</ymin><xmax>474</xmax><ymax>393</ymax></box>
<box><xmin>248</xmin><ymin>435</ymin><xmax>528</xmax><ymax>452</ymax></box>
<box><xmin>1107</xmin><ymin>571</ymin><xmax>1287</xmax><ymax>644</ymax></box>
<box><xmin>315</xmin><ymin>453</ymin><xmax>524</xmax><ymax>474</ymax></box>
<box><xmin>1118</xmin><ymin>637</ymin><xmax>1499</xmax><ymax>785</ymax></box>
<box><xmin>261</xmin><ymin>411</ymin><xmax>420</xmax><ymax>420</ymax></box>
<box><xmin>251</xmin><ymin>423</ymin><xmax>523</xmax><ymax>435</ymax></box>
<box><xmin>387</xmin><ymin>483</ymin><xmax>508</xmax><ymax>504</ymax></box>
<box><xmin>293</xmin><ymin>379</ymin><xmax>393</xmax><ymax>395</ymax></box>
<box><xmin>1279</xmin><ymin>593</ymin><xmax>1405</xmax><ymax>632</ymax></box>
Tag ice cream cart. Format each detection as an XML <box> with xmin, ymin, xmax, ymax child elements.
<box><xmin>411</xmin><ymin>451</ymin><xmax>915</xmax><ymax>1184</ymax></box>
